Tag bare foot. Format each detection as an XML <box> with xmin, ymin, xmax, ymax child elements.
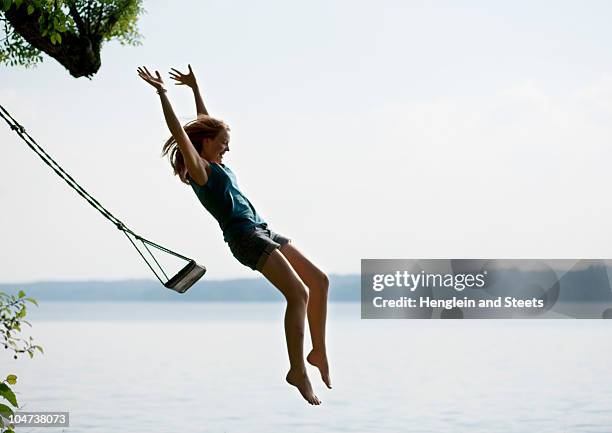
<box><xmin>307</xmin><ymin>350</ymin><xmax>332</xmax><ymax>389</ymax></box>
<box><xmin>286</xmin><ymin>369</ymin><xmax>321</xmax><ymax>405</ymax></box>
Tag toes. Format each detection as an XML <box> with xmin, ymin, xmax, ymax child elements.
<box><xmin>324</xmin><ymin>374</ymin><xmax>332</xmax><ymax>389</ymax></box>
<box><xmin>319</xmin><ymin>371</ymin><xmax>332</xmax><ymax>389</ymax></box>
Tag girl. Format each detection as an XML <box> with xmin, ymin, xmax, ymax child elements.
<box><xmin>137</xmin><ymin>65</ymin><xmax>331</xmax><ymax>405</ymax></box>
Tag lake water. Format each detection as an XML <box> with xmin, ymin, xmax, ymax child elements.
<box><xmin>2</xmin><ymin>302</ymin><xmax>612</xmax><ymax>433</ymax></box>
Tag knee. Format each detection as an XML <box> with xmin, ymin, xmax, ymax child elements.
<box><xmin>287</xmin><ymin>283</ymin><xmax>309</xmax><ymax>306</ymax></box>
<box><xmin>316</xmin><ymin>271</ymin><xmax>329</xmax><ymax>296</ymax></box>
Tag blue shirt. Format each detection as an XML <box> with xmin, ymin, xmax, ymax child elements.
<box><xmin>189</xmin><ymin>163</ymin><xmax>266</xmax><ymax>242</ymax></box>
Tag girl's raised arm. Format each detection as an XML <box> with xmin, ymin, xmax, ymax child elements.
<box><xmin>169</xmin><ymin>64</ymin><xmax>209</xmax><ymax>117</ymax></box>
<box><xmin>137</xmin><ymin>66</ymin><xmax>208</xmax><ymax>185</ymax></box>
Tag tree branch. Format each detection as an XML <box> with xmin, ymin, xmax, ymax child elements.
<box><xmin>4</xmin><ymin>4</ymin><xmax>101</xmax><ymax>77</ymax></box>
<box><xmin>66</xmin><ymin>1</ymin><xmax>86</xmax><ymax>36</ymax></box>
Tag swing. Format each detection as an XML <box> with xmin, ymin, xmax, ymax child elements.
<box><xmin>0</xmin><ymin>104</ymin><xmax>205</xmax><ymax>294</ymax></box>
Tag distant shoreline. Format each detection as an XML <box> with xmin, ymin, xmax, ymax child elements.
<box><xmin>3</xmin><ymin>265</ymin><xmax>612</xmax><ymax>304</ymax></box>
<box><xmin>0</xmin><ymin>274</ymin><xmax>360</xmax><ymax>302</ymax></box>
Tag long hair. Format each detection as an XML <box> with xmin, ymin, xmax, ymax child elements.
<box><xmin>162</xmin><ymin>115</ymin><xmax>230</xmax><ymax>184</ymax></box>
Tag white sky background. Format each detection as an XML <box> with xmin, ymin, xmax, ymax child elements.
<box><xmin>2</xmin><ymin>0</ymin><xmax>612</xmax><ymax>282</ymax></box>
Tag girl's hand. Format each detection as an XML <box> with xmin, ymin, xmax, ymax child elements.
<box><xmin>169</xmin><ymin>64</ymin><xmax>198</xmax><ymax>89</ymax></box>
<box><xmin>137</xmin><ymin>66</ymin><xmax>166</xmax><ymax>92</ymax></box>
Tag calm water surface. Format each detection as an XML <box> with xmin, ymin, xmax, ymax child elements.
<box><xmin>2</xmin><ymin>302</ymin><xmax>612</xmax><ymax>433</ymax></box>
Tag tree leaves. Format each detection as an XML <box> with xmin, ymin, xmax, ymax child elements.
<box><xmin>1</xmin><ymin>291</ymin><xmax>40</xmax><ymax>433</ymax></box>
<box><xmin>1</xmin><ymin>290</ymin><xmax>42</xmax><ymax>359</ymax></box>
<box><xmin>0</xmin><ymin>292</ymin><xmax>42</xmax><ymax>433</ymax></box>
<box><xmin>0</xmin><ymin>0</ymin><xmax>144</xmax><ymax>76</ymax></box>
<box><xmin>0</xmin><ymin>384</ymin><xmax>17</xmax><ymax>408</ymax></box>
<box><xmin>0</xmin><ymin>402</ymin><xmax>13</xmax><ymax>418</ymax></box>
<box><xmin>0</xmin><ymin>401</ymin><xmax>15</xmax><ymax>431</ymax></box>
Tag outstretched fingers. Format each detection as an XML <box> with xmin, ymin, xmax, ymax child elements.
<box><xmin>137</xmin><ymin>66</ymin><xmax>152</xmax><ymax>83</ymax></box>
<box><xmin>169</xmin><ymin>68</ymin><xmax>187</xmax><ymax>85</ymax></box>
<box><xmin>137</xmin><ymin>66</ymin><xmax>154</xmax><ymax>81</ymax></box>
<box><xmin>137</xmin><ymin>66</ymin><xmax>164</xmax><ymax>90</ymax></box>
<box><xmin>168</xmin><ymin>66</ymin><xmax>196</xmax><ymax>87</ymax></box>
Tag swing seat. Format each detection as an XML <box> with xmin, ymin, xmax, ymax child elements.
<box><xmin>164</xmin><ymin>260</ymin><xmax>207</xmax><ymax>293</ymax></box>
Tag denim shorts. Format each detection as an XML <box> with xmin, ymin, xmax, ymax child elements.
<box><xmin>227</xmin><ymin>225</ymin><xmax>290</xmax><ymax>271</ymax></box>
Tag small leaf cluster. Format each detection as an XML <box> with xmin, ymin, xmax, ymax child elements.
<box><xmin>0</xmin><ymin>291</ymin><xmax>42</xmax><ymax>359</ymax></box>
<box><xmin>0</xmin><ymin>374</ymin><xmax>18</xmax><ymax>433</ymax></box>
<box><xmin>0</xmin><ymin>290</ymin><xmax>41</xmax><ymax>433</ymax></box>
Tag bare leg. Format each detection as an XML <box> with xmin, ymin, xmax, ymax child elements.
<box><xmin>260</xmin><ymin>249</ymin><xmax>321</xmax><ymax>405</ymax></box>
<box><xmin>280</xmin><ymin>243</ymin><xmax>331</xmax><ymax>389</ymax></box>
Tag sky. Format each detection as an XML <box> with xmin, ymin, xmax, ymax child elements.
<box><xmin>2</xmin><ymin>0</ymin><xmax>612</xmax><ymax>282</ymax></box>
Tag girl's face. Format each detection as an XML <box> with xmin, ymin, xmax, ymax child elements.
<box><xmin>202</xmin><ymin>129</ymin><xmax>230</xmax><ymax>164</ymax></box>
